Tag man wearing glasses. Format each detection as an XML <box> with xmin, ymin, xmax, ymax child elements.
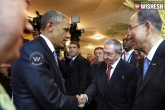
<box><xmin>122</xmin><ymin>33</ymin><xmax>137</xmax><ymax>66</ymax></box>
<box><xmin>129</xmin><ymin>10</ymin><xmax>165</xmax><ymax>110</ymax></box>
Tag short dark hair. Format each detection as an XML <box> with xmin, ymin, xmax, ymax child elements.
<box><xmin>94</xmin><ymin>47</ymin><xmax>103</xmax><ymax>52</ymax></box>
<box><xmin>69</xmin><ymin>41</ymin><xmax>80</xmax><ymax>48</ymax></box>
<box><xmin>136</xmin><ymin>10</ymin><xmax>162</xmax><ymax>32</ymax></box>
<box><xmin>41</xmin><ymin>10</ymin><xmax>68</xmax><ymax>30</ymax></box>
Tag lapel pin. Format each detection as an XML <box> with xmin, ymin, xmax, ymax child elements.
<box><xmin>152</xmin><ymin>63</ymin><xmax>156</xmax><ymax>66</ymax></box>
<box><xmin>122</xmin><ymin>76</ymin><xmax>124</xmax><ymax>79</ymax></box>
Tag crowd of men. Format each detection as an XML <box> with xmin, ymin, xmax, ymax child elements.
<box><xmin>0</xmin><ymin>0</ymin><xmax>165</xmax><ymax>110</ymax></box>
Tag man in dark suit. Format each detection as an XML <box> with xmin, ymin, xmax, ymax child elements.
<box><xmin>122</xmin><ymin>33</ymin><xmax>137</xmax><ymax>66</ymax></box>
<box><xmin>11</xmin><ymin>10</ymin><xmax>85</xmax><ymax>110</ymax></box>
<box><xmin>66</xmin><ymin>41</ymin><xmax>90</xmax><ymax>96</ymax></box>
<box><xmin>129</xmin><ymin>10</ymin><xmax>165</xmax><ymax>110</ymax></box>
<box><xmin>81</xmin><ymin>38</ymin><xmax>138</xmax><ymax>110</ymax></box>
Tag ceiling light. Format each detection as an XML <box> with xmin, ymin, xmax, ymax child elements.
<box><xmin>95</xmin><ymin>35</ymin><xmax>101</xmax><ymax>40</ymax></box>
<box><xmin>87</xmin><ymin>45</ymin><xmax>93</xmax><ymax>49</ymax></box>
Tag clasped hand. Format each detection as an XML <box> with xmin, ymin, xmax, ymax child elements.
<box><xmin>76</xmin><ymin>94</ymin><xmax>87</xmax><ymax>108</ymax></box>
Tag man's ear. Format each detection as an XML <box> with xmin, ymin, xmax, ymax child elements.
<box><xmin>145</xmin><ymin>21</ymin><xmax>152</xmax><ymax>35</ymax></box>
<box><xmin>46</xmin><ymin>22</ymin><xmax>54</xmax><ymax>32</ymax></box>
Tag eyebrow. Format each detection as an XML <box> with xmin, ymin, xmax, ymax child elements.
<box><xmin>63</xmin><ymin>28</ymin><xmax>70</xmax><ymax>31</ymax></box>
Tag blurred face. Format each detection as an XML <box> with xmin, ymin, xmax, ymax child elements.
<box><xmin>0</xmin><ymin>0</ymin><xmax>33</xmax><ymax>63</ymax></box>
<box><xmin>94</xmin><ymin>49</ymin><xmax>104</xmax><ymax>63</ymax></box>
<box><xmin>51</xmin><ymin>18</ymin><xmax>70</xmax><ymax>49</ymax></box>
<box><xmin>122</xmin><ymin>34</ymin><xmax>133</xmax><ymax>52</ymax></box>
<box><xmin>134</xmin><ymin>50</ymin><xmax>145</xmax><ymax>60</ymax></box>
<box><xmin>87</xmin><ymin>54</ymin><xmax>93</xmax><ymax>62</ymax></box>
<box><xmin>69</xmin><ymin>44</ymin><xmax>80</xmax><ymax>57</ymax></box>
<box><xmin>103</xmin><ymin>44</ymin><xmax>121</xmax><ymax>65</ymax></box>
<box><xmin>128</xmin><ymin>12</ymin><xmax>147</xmax><ymax>51</ymax></box>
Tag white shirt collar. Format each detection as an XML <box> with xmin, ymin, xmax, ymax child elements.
<box><xmin>147</xmin><ymin>38</ymin><xmax>163</xmax><ymax>61</ymax></box>
<box><xmin>109</xmin><ymin>57</ymin><xmax>121</xmax><ymax>69</ymax></box>
<box><xmin>71</xmin><ymin>53</ymin><xmax>80</xmax><ymax>60</ymax></box>
<box><xmin>40</xmin><ymin>34</ymin><xmax>55</xmax><ymax>53</ymax></box>
<box><xmin>125</xmin><ymin>49</ymin><xmax>134</xmax><ymax>55</ymax></box>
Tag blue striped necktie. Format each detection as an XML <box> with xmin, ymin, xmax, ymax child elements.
<box><xmin>143</xmin><ymin>57</ymin><xmax>150</xmax><ymax>79</ymax></box>
<box><xmin>53</xmin><ymin>51</ymin><xmax>58</xmax><ymax>66</ymax></box>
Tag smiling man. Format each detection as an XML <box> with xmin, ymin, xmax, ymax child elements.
<box><xmin>129</xmin><ymin>10</ymin><xmax>165</xmax><ymax>110</ymax></box>
<box><xmin>11</xmin><ymin>10</ymin><xmax>86</xmax><ymax>110</ymax></box>
<box><xmin>83</xmin><ymin>38</ymin><xmax>138</xmax><ymax>110</ymax></box>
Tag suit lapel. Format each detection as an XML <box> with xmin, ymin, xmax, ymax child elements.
<box><xmin>105</xmin><ymin>59</ymin><xmax>123</xmax><ymax>95</ymax></box>
<box><xmin>38</xmin><ymin>37</ymin><xmax>58</xmax><ymax>68</ymax></box>
<box><xmin>136</xmin><ymin>40</ymin><xmax>165</xmax><ymax>98</ymax></box>
<box><xmin>37</xmin><ymin>37</ymin><xmax>66</xmax><ymax>94</ymax></box>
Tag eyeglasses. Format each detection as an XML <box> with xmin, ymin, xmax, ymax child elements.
<box><xmin>128</xmin><ymin>22</ymin><xmax>146</xmax><ymax>31</ymax></box>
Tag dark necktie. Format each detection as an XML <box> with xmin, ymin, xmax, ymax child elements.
<box><xmin>53</xmin><ymin>51</ymin><xmax>58</xmax><ymax>66</ymax></box>
<box><xmin>106</xmin><ymin>65</ymin><xmax>112</xmax><ymax>86</ymax></box>
<box><xmin>143</xmin><ymin>57</ymin><xmax>150</xmax><ymax>79</ymax></box>
<box><xmin>69</xmin><ymin>59</ymin><xmax>73</xmax><ymax>66</ymax></box>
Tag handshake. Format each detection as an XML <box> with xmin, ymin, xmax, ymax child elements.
<box><xmin>76</xmin><ymin>94</ymin><xmax>88</xmax><ymax>108</ymax></box>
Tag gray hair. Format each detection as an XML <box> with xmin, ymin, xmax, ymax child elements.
<box><xmin>41</xmin><ymin>10</ymin><xmax>69</xmax><ymax>30</ymax></box>
<box><xmin>104</xmin><ymin>38</ymin><xmax>122</xmax><ymax>53</ymax></box>
<box><xmin>136</xmin><ymin>10</ymin><xmax>162</xmax><ymax>32</ymax></box>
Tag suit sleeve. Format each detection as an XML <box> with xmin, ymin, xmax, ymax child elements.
<box><xmin>77</xmin><ymin>59</ymin><xmax>90</xmax><ymax>94</ymax></box>
<box><xmin>84</xmin><ymin>77</ymin><xmax>97</xmax><ymax>103</ymax></box>
<box><xmin>12</xmin><ymin>48</ymin><xmax>78</xmax><ymax>110</ymax></box>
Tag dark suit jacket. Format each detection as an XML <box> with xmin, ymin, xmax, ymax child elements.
<box><xmin>133</xmin><ymin>40</ymin><xmax>165</xmax><ymax>110</ymax></box>
<box><xmin>122</xmin><ymin>51</ymin><xmax>137</xmax><ymax>66</ymax></box>
<box><xmin>85</xmin><ymin>59</ymin><xmax>138</xmax><ymax>110</ymax></box>
<box><xmin>11</xmin><ymin>37</ymin><xmax>78</xmax><ymax>110</ymax></box>
<box><xmin>66</xmin><ymin>54</ymin><xmax>90</xmax><ymax>96</ymax></box>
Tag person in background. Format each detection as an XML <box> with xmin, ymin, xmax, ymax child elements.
<box><xmin>11</xmin><ymin>10</ymin><xmax>86</xmax><ymax>110</ymax></box>
<box><xmin>129</xmin><ymin>9</ymin><xmax>165</xmax><ymax>110</ymax></box>
<box><xmin>66</xmin><ymin>41</ymin><xmax>90</xmax><ymax>96</ymax></box>
<box><xmin>0</xmin><ymin>0</ymin><xmax>33</xmax><ymax>110</ymax></box>
<box><xmin>134</xmin><ymin>50</ymin><xmax>145</xmax><ymax>68</ymax></box>
<box><xmin>87</xmin><ymin>54</ymin><xmax>95</xmax><ymax>65</ymax></box>
<box><xmin>90</xmin><ymin>47</ymin><xmax>104</xmax><ymax>82</ymax></box>
<box><xmin>82</xmin><ymin>38</ymin><xmax>138</xmax><ymax>110</ymax></box>
<box><xmin>122</xmin><ymin>33</ymin><xmax>137</xmax><ymax>66</ymax></box>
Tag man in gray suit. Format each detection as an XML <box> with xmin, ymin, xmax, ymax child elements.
<box><xmin>129</xmin><ymin>10</ymin><xmax>165</xmax><ymax>110</ymax></box>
